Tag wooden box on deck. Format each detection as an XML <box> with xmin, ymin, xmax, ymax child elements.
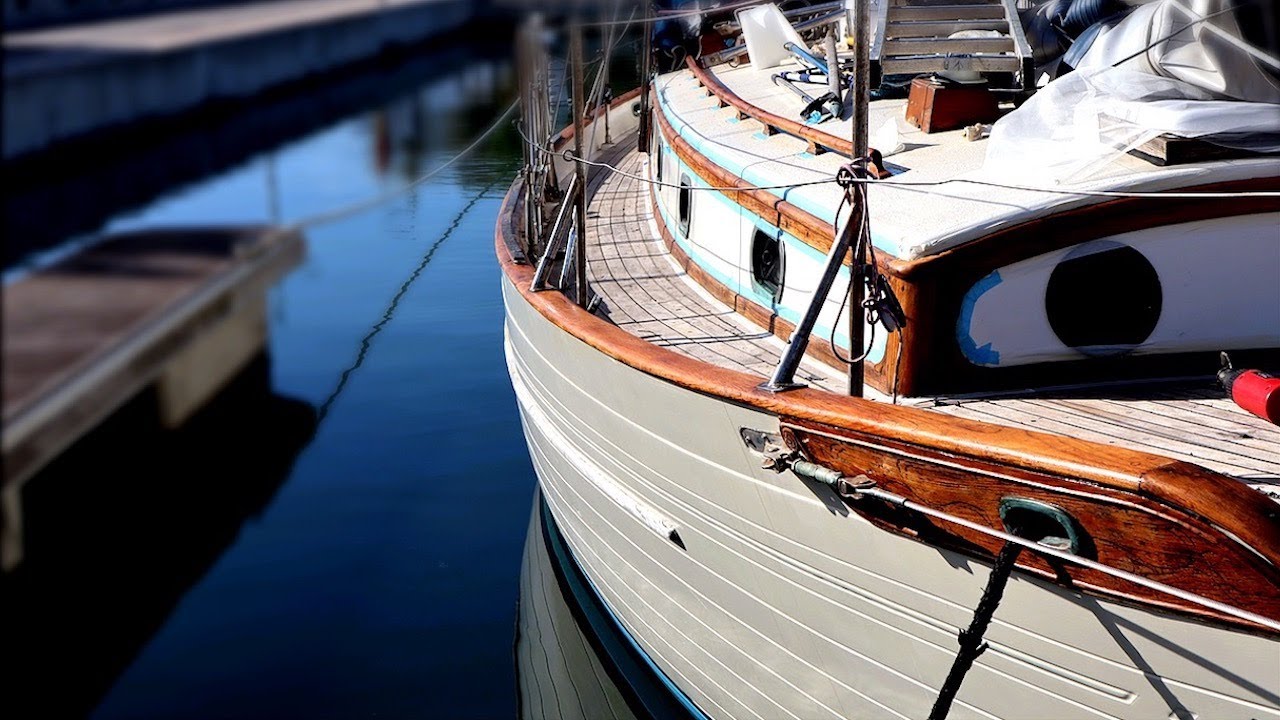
<box><xmin>905</xmin><ymin>76</ymin><xmax>1000</xmax><ymax>134</ymax></box>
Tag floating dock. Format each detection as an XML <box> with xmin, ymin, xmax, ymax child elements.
<box><xmin>2</xmin><ymin>226</ymin><xmax>304</xmax><ymax>568</ymax></box>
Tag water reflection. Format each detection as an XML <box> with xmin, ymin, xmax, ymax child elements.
<box><xmin>0</xmin><ymin>354</ymin><xmax>315</xmax><ymax>718</ymax></box>
<box><xmin>517</xmin><ymin>495</ymin><xmax>700</xmax><ymax>720</ymax></box>
<box><xmin>2</xmin><ymin>33</ymin><xmax>516</xmax><ymax>269</ymax></box>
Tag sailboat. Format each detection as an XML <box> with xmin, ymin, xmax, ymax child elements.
<box><xmin>499</xmin><ymin>1</ymin><xmax>1280</xmax><ymax>717</ymax></box>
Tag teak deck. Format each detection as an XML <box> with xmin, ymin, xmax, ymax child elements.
<box><xmin>578</xmin><ymin>141</ymin><xmax>1280</xmax><ymax>493</ymax></box>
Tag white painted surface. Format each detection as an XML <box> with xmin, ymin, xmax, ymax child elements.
<box><xmin>960</xmin><ymin>213</ymin><xmax>1280</xmax><ymax>367</ymax></box>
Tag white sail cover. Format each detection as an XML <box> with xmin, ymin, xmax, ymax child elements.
<box><xmin>983</xmin><ymin>0</ymin><xmax>1280</xmax><ymax>182</ymax></box>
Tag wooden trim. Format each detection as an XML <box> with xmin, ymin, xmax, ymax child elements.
<box><xmin>496</xmin><ymin>178</ymin><xmax>1280</xmax><ymax>633</ymax></box>
<box><xmin>784</xmin><ymin>418</ymin><xmax>1280</xmax><ymax>632</ymax></box>
<box><xmin>685</xmin><ymin>58</ymin><xmax>891</xmax><ymax>179</ymax></box>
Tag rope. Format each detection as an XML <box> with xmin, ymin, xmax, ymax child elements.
<box><xmin>284</xmin><ymin>98</ymin><xmax>517</xmax><ymax>232</ymax></box>
<box><xmin>928</xmin><ymin>539</ymin><xmax>1024</xmax><ymax>720</ymax></box>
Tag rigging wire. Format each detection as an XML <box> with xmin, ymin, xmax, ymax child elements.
<box><xmin>556</xmin><ymin>144</ymin><xmax>1280</xmax><ymax>198</ymax></box>
<box><xmin>284</xmin><ymin>98</ymin><xmax>518</xmax><ymax>232</ymax></box>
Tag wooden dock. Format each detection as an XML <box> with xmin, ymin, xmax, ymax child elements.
<box><xmin>2</xmin><ymin>226</ymin><xmax>304</xmax><ymax>569</ymax></box>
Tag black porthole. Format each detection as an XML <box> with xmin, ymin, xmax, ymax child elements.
<box><xmin>655</xmin><ymin>141</ymin><xmax>663</xmax><ymax>182</ymax></box>
<box><xmin>1045</xmin><ymin>242</ymin><xmax>1161</xmax><ymax>355</ymax></box>
<box><xmin>751</xmin><ymin>228</ymin><xmax>784</xmax><ymax>301</ymax></box>
<box><xmin>678</xmin><ymin>174</ymin><xmax>692</xmax><ymax>236</ymax></box>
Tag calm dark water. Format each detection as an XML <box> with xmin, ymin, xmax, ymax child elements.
<box><xmin>4</xmin><ymin>52</ymin><xmax>546</xmax><ymax>719</ymax></box>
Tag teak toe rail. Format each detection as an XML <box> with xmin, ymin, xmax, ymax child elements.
<box><xmin>685</xmin><ymin>58</ymin><xmax>891</xmax><ymax>177</ymax></box>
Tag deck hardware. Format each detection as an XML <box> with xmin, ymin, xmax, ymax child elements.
<box><xmin>776</xmin><ymin>69</ymin><xmax>830</xmax><ymax>85</ymax></box>
<box><xmin>530</xmin><ymin>175</ymin><xmax>579</xmax><ymax>291</ymax></box>
<box><xmin>771</xmin><ymin>73</ymin><xmax>841</xmax><ymax>124</ymax></box>
<box><xmin>847</xmin><ymin>0</ymin><xmax>872</xmax><ymax>398</ymax></box>
<box><xmin>783</xmin><ymin>41</ymin><xmax>831</xmax><ymax>74</ymax></box>
<box><xmin>998</xmin><ymin>497</ymin><xmax>1084</xmax><ymax>554</ymax></box>
<box><xmin>823</xmin><ymin>30</ymin><xmax>843</xmax><ymax>115</ymax></box>
<box><xmin>739</xmin><ymin>428</ymin><xmax>795</xmax><ymax>470</ymax></box>
<box><xmin>569</xmin><ymin>20</ymin><xmax>590</xmax><ymax>308</ymax></box>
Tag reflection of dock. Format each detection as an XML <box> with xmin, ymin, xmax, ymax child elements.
<box><xmin>3</xmin><ymin>0</ymin><xmax>474</xmax><ymax>159</ymax></box>
<box><xmin>0</xmin><ymin>352</ymin><xmax>316</xmax><ymax>718</ymax></box>
<box><xmin>2</xmin><ymin>226</ymin><xmax>304</xmax><ymax>568</ymax></box>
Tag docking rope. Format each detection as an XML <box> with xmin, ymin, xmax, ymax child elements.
<box><xmin>928</xmin><ymin>539</ymin><xmax>1024</xmax><ymax>720</ymax></box>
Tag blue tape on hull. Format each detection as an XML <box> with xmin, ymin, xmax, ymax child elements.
<box><xmin>957</xmin><ymin>270</ymin><xmax>1002</xmax><ymax>366</ymax></box>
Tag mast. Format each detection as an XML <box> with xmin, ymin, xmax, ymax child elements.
<box><xmin>847</xmin><ymin>0</ymin><xmax>870</xmax><ymax>397</ymax></box>
<box><xmin>569</xmin><ymin>20</ymin><xmax>590</xmax><ymax>309</ymax></box>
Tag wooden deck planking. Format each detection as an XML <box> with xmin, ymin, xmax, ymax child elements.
<box><xmin>927</xmin><ymin>391</ymin><xmax>1280</xmax><ymax>483</ymax></box>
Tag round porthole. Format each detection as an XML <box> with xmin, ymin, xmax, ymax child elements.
<box><xmin>1045</xmin><ymin>242</ymin><xmax>1161</xmax><ymax>356</ymax></box>
<box><xmin>678</xmin><ymin>174</ymin><xmax>692</xmax><ymax>236</ymax></box>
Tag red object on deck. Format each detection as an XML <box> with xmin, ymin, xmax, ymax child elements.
<box><xmin>1220</xmin><ymin>367</ymin><xmax>1280</xmax><ymax>425</ymax></box>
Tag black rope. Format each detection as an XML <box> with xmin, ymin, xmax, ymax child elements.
<box><xmin>928</xmin><ymin>538</ymin><xmax>1025</xmax><ymax>720</ymax></box>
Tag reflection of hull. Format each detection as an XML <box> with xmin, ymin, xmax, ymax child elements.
<box><xmin>502</xmin><ymin>273</ymin><xmax>1280</xmax><ymax>719</ymax></box>
<box><xmin>518</xmin><ymin>492</ymin><xmax>702</xmax><ymax>720</ymax></box>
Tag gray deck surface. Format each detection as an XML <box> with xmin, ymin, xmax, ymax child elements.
<box><xmin>581</xmin><ymin>141</ymin><xmax>1280</xmax><ymax>490</ymax></box>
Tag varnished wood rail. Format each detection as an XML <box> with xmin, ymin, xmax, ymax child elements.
<box><xmin>684</xmin><ymin>57</ymin><xmax>891</xmax><ymax>177</ymax></box>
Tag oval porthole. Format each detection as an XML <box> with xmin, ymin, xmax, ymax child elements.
<box><xmin>1045</xmin><ymin>241</ymin><xmax>1161</xmax><ymax>356</ymax></box>
<box><xmin>751</xmin><ymin>228</ymin><xmax>784</xmax><ymax>302</ymax></box>
<box><xmin>656</xmin><ymin>145</ymin><xmax>664</xmax><ymax>182</ymax></box>
<box><xmin>678</xmin><ymin>174</ymin><xmax>692</xmax><ymax>236</ymax></box>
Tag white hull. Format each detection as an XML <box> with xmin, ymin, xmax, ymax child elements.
<box><xmin>503</xmin><ymin>277</ymin><xmax>1280</xmax><ymax>720</ymax></box>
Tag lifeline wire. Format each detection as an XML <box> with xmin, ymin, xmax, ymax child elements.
<box><xmin>285</xmin><ymin>98</ymin><xmax>518</xmax><ymax>231</ymax></box>
<box><xmin>560</xmin><ymin>145</ymin><xmax>1280</xmax><ymax>198</ymax></box>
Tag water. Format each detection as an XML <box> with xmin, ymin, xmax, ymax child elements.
<box><xmin>3</xmin><ymin>48</ymin><xmax>560</xmax><ymax>719</ymax></box>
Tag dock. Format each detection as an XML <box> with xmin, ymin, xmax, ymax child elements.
<box><xmin>2</xmin><ymin>226</ymin><xmax>304</xmax><ymax>569</ymax></box>
<box><xmin>3</xmin><ymin>0</ymin><xmax>475</xmax><ymax>159</ymax></box>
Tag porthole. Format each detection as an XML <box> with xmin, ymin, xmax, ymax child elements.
<box><xmin>751</xmin><ymin>228</ymin><xmax>784</xmax><ymax>301</ymax></box>
<box><xmin>678</xmin><ymin>174</ymin><xmax>692</xmax><ymax>236</ymax></box>
<box><xmin>656</xmin><ymin>144</ymin><xmax>663</xmax><ymax>182</ymax></box>
<box><xmin>1045</xmin><ymin>241</ymin><xmax>1161</xmax><ymax>355</ymax></box>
